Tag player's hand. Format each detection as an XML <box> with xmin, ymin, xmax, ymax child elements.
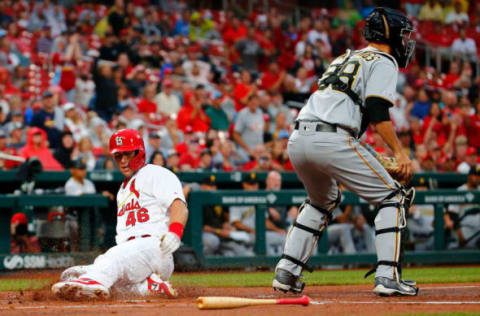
<box><xmin>160</xmin><ymin>232</ymin><xmax>181</xmax><ymax>255</ymax></box>
<box><xmin>394</xmin><ymin>151</ymin><xmax>413</xmax><ymax>183</ymax></box>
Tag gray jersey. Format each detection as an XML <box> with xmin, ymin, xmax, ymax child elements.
<box><xmin>297</xmin><ymin>46</ymin><xmax>398</xmax><ymax>136</ymax></box>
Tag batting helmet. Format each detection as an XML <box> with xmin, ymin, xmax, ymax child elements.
<box><xmin>109</xmin><ymin>129</ymin><xmax>146</xmax><ymax>171</ymax></box>
<box><xmin>363</xmin><ymin>7</ymin><xmax>415</xmax><ymax>68</ymax></box>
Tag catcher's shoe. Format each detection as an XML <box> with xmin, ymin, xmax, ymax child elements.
<box><xmin>52</xmin><ymin>277</ymin><xmax>110</xmax><ymax>300</ymax></box>
<box><xmin>373</xmin><ymin>277</ymin><xmax>419</xmax><ymax>297</ymax></box>
<box><xmin>402</xmin><ymin>279</ymin><xmax>417</xmax><ymax>287</ymax></box>
<box><xmin>272</xmin><ymin>268</ymin><xmax>305</xmax><ymax>294</ymax></box>
<box><xmin>60</xmin><ymin>265</ymin><xmax>88</xmax><ymax>281</ymax></box>
<box><xmin>147</xmin><ymin>277</ymin><xmax>178</xmax><ymax>297</ymax></box>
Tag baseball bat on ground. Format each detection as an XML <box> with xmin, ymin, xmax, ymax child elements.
<box><xmin>196</xmin><ymin>295</ymin><xmax>310</xmax><ymax>309</ymax></box>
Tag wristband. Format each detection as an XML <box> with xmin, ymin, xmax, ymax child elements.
<box><xmin>216</xmin><ymin>229</ymin><xmax>221</xmax><ymax>235</ymax></box>
<box><xmin>169</xmin><ymin>222</ymin><xmax>184</xmax><ymax>239</ymax></box>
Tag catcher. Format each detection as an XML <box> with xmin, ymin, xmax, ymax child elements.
<box><xmin>52</xmin><ymin>129</ymin><xmax>188</xmax><ymax>300</ymax></box>
<box><xmin>272</xmin><ymin>7</ymin><xmax>418</xmax><ymax>296</ymax></box>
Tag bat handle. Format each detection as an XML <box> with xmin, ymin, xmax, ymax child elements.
<box><xmin>276</xmin><ymin>295</ymin><xmax>310</xmax><ymax>306</ymax></box>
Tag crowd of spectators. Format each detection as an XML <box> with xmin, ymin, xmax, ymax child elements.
<box><xmin>0</xmin><ymin>0</ymin><xmax>479</xmax><ymax>178</ymax></box>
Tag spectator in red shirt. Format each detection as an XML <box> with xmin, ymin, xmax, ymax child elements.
<box><xmin>233</xmin><ymin>70</ymin><xmax>257</xmax><ymax>111</ymax></box>
<box><xmin>0</xmin><ymin>67</ymin><xmax>19</xmax><ymax>95</ymax></box>
<box><xmin>177</xmin><ymin>85</ymin><xmax>211</xmax><ymax>133</ymax></box>
<box><xmin>422</xmin><ymin>102</ymin><xmax>451</xmax><ymax>148</ymax></box>
<box><xmin>243</xmin><ymin>145</ymin><xmax>282</xmax><ymax>172</ymax></box>
<box><xmin>464</xmin><ymin>100</ymin><xmax>480</xmax><ymax>148</ymax></box>
<box><xmin>277</xmin><ymin>39</ymin><xmax>296</xmax><ymax>71</ymax></box>
<box><xmin>442</xmin><ymin>60</ymin><xmax>461</xmax><ymax>89</ymax></box>
<box><xmin>137</xmin><ymin>83</ymin><xmax>157</xmax><ymax>114</ymax></box>
<box><xmin>222</xmin><ymin>17</ymin><xmax>247</xmax><ymax>46</ymax></box>
<box><xmin>178</xmin><ymin>134</ymin><xmax>202</xmax><ymax>170</ymax></box>
<box><xmin>19</xmin><ymin>127</ymin><xmax>63</xmax><ymax>171</ymax></box>
<box><xmin>424</xmin><ymin>22</ymin><xmax>455</xmax><ymax>47</ymax></box>
<box><xmin>261</xmin><ymin>61</ymin><xmax>286</xmax><ymax>93</ymax></box>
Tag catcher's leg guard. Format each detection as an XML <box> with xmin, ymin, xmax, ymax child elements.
<box><xmin>273</xmin><ymin>199</ymin><xmax>332</xmax><ymax>293</ymax></box>
<box><xmin>366</xmin><ymin>187</ymin><xmax>418</xmax><ymax>296</ymax></box>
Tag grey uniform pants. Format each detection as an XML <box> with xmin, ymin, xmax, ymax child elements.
<box><xmin>277</xmin><ymin>122</ymin><xmax>403</xmax><ymax>280</ymax></box>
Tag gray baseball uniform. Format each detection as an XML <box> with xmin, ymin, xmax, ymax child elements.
<box><xmin>276</xmin><ymin>46</ymin><xmax>409</xmax><ymax>281</ymax></box>
<box><xmin>297</xmin><ymin>46</ymin><xmax>397</xmax><ymax>136</ymax></box>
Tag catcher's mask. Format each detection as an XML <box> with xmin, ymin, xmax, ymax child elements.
<box><xmin>363</xmin><ymin>7</ymin><xmax>416</xmax><ymax>68</ymax></box>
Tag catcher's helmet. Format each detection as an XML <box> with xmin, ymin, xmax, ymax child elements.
<box><xmin>109</xmin><ymin>128</ymin><xmax>146</xmax><ymax>171</ymax></box>
<box><xmin>363</xmin><ymin>7</ymin><xmax>415</xmax><ymax>68</ymax></box>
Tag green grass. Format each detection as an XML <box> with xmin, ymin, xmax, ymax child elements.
<box><xmin>0</xmin><ymin>278</ymin><xmax>52</xmax><ymax>291</ymax></box>
<box><xmin>0</xmin><ymin>266</ymin><xmax>479</xmax><ymax>291</ymax></box>
<box><xmin>170</xmin><ymin>266</ymin><xmax>480</xmax><ymax>287</ymax></box>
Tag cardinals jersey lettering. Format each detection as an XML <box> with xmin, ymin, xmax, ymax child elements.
<box><xmin>115</xmin><ymin>164</ymin><xmax>186</xmax><ymax>244</ymax></box>
<box><xmin>297</xmin><ymin>46</ymin><xmax>398</xmax><ymax>136</ymax></box>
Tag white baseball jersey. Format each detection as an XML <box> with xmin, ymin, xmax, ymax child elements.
<box><xmin>297</xmin><ymin>46</ymin><xmax>399</xmax><ymax>136</ymax></box>
<box><xmin>115</xmin><ymin>164</ymin><xmax>186</xmax><ymax>244</ymax></box>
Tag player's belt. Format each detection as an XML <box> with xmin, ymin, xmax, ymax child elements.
<box><xmin>295</xmin><ymin>121</ymin><xmax>356</xmax><ymax>137</ymax></box>
<box><xmin>127</xmin><ymin>234</ymin><xmax>151</xmax><ymax>241</ymax></box>
<box><xmin>294</xmin><ymin>121</ymin><xmax>337</xmax><ymax>133</ymax></box>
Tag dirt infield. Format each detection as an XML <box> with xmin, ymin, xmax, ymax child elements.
<box><xmin>1</xmin><ymin>272</ymin><xmax>479</xmax><ymax>315</ymax></box>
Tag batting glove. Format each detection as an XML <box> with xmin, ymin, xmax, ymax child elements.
<box><xmin>160</xmin><ymin>232</ymin><xmax>181</xmax><ymax>255</ymax></box>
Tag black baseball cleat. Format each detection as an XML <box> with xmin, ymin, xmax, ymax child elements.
<box><xmin>373</xmin><ymin>277</ymin><xmax>419</xmax><ymax>297</ymax></box>
<box><xmin>272</xmin><ymin>269</ymin><xmax>305</xmax><ymax>294</ymax></box>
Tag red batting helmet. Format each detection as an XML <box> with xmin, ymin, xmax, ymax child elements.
<box><xmin>109</xmin><ymin>129</ymin><xmax>146</xmax><ymax>171</ymax></box>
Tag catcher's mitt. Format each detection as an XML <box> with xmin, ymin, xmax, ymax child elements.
<box><xmin>375</xmin><ymin>153</ymin><xmax>404</xmax><ymax>181</ymax></box>
<box><xmin>362</xmin><ymin>143</ymin><xmax>410</xmax><ymax>184</ymax></box>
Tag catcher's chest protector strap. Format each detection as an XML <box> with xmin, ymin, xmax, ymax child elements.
<box><xmin>318</xmin><ymin>50</ymin><xmax>364</xmax><ymax>109</ymax></box>
<box><xmin>281</xmin><ymin>254</ymin><xmax>314</xmax><ymax>273</ymax></box>
<box><xmin>364</xmin><ymin>261</ymin><xmax>399</xmax><ymax>278</ymax></box>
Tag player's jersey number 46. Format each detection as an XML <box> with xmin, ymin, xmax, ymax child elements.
<box><xmin>125</xmin><ymin>208</ymin><xmax>150</xmax><ymax>227</ymax></box>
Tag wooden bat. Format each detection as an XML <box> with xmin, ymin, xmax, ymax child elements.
<box><xmin>196</xmin><ymin>295</ymin><xmax>310</xmax><ymax>309</ymax></box>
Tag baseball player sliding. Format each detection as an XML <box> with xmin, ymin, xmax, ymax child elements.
<box><xmin>272</xmin><ymin>8</ymin><xmax>418</xmax><ymax>296</ymax></box>
<box><xmin>52</xmin><ymin>129</ymin><xmax>188</xmax><ymax>300</ymax></box>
